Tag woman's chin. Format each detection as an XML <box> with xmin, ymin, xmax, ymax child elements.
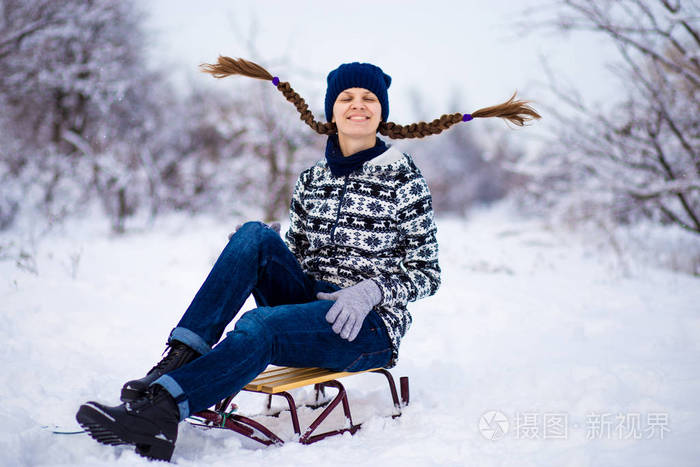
<box><xmin>337</xmin><ymin>127</ymin><xmax>379</xmax><ymax>139</ymax></box>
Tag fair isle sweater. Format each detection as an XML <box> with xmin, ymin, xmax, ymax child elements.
<box><xmin>284</xmin><ymin>145</ymin><xmax>441</xmax><ymax>368</ymax></box>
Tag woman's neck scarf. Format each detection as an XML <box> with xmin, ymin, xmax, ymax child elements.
<box><xmin>325</xmin><ymin>133</ymin><xmax>388</xmax><ymax>177</ymax></box>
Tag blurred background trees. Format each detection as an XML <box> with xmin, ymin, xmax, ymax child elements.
<box><xmin>404</xmin><ymin>88</ymin><xmax>524</xmax><ymax>214</ymax></box>
<box><xmin>0</xmin><ymin>0</ymin><xmax>320</xmax><ymax>234</ymax></box>
<box><xmin>1</xmin><ymin>0</ymin><xmax>697</xmax><ymax>248</ymax></box>
<box><xmin>519</xmin><ymin>0</ymin><xmax>699</xmax><ymax>233</ymax></box>
<box><xmin>0</xmin><ymin>0</ymin><xmax>168</xmax><ymax>232</ymax></box>
<box><xmin>0</xmin><ymin>0</ymin><xmax>517</xmax><ymax>235</ymax></box>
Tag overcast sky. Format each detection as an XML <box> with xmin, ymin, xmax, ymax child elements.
<box><xmin>143</xmin><ymin>0</ymin><xmax>621</xmax><ymax>152</ymax></box>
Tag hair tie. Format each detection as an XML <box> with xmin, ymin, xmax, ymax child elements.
<box><xmin>272</xmin><ymin>76</ymin><xmax>280</xmax><ymax>86</ymax></box>
<box><xmin>462</xmin><ymin>114</ymin><xmax>473</xmax><ymax>122</ymax></box>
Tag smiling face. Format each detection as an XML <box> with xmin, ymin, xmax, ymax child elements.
<box><xmin>331</xmin><ymin>88</ymin><xmax>382</xmax><ymax>139</ymax></box>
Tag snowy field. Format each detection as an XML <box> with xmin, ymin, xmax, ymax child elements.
<box><xmin>1</xmin><ymin>205</ymin><xmax>699</xmax><ymax>467</ymax></box>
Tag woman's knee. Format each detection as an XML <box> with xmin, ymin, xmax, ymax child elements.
<box><xmin>231</xmin><ymin>308</ymin><xmax>274</xmax><ymax>342</ymax></box>
<box><xmin>230</xmin><ymin>221</ymin><xmax>264</xmax><ymax>243</ymax></box>
<box><xmin>226</xmin><ymin>222</ymin><xmax>273</xmax><ymax>258</ymax></box>
<box><xmin>218</xmin><ymin>309</ymin><xmax>274</xmax><ymax>365</ymax></box>
<box><xmin>231</xmin><ymin>221</ymin><xmax>281</xmax><ymax>249</ymax></box>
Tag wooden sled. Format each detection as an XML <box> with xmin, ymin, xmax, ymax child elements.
<box><xmin>189</xmin><ymin>366</ymin><xmax>409</xmax><ymax>445</ymax></box>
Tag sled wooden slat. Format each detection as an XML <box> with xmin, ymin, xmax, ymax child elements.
<box><xmin>244</xmin><ymin>366</ymin><xmax>378</xmax><ymax>394</ymax></box>
<box><xmin>244</xmin><ymin>367</ymin><xmax>328</xmax><ymax>387</ymax></box>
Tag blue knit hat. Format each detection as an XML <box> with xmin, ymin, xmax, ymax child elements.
<box><xmin>324</xmin><ymin>62</ymin><xmax>392</xmax><ymax>123</ymax></box>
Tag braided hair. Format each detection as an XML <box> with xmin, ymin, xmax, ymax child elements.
<box><xmin>200</xmin><ymin>56</ymin><xmax>541</xmax><ymax>139</ymax></box>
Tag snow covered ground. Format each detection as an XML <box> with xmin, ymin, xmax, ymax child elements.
<box><xmin>1</xmin><ymin>205</ymin><xmax>699</xmax><ymax>466</ymax></box>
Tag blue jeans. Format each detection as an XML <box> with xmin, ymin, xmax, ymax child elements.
<box><xmin>153</xmin><ymin>222</ymin><xmax>392</xmax><ymax>420</ymax></box>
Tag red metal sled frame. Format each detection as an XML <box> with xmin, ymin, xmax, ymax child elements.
<box><xmin>190</xmin><ymin>369</ymin><xmax>409</xmax><ymax>446</ymax></box>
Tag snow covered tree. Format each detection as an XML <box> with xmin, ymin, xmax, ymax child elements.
<box><xmin>1</xmin><ymin>3</ymin><xmax>325</xmax><ymax>233</ymax></box>
<box><xmin>163</xmin><ymin>79</ymin><xmax>323</xmax><ymax>223</ymax></box>
<box><xmin>522</xmin><ymin>0</ymin><xmax>699</xmax><ymax>233</ymax></box>
<box><xmin>235</xmin><ymin>80</ymin><xmax>324</xmax><ymax>222</ymax></box>
<box><xmin>161</xmin><ymin>86</ymin><xmax>252</xmax><ymax>215</ymax></box>
<box><xmin>0</xmin><ymin>0</ymin><xmax>172</xmax><ymax>232</ymax></box>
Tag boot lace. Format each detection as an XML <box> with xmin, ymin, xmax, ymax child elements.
<box><xmin>148</xmin><ymin>342</ymin><xmax>188</xmax><ymax>374</ymax></box>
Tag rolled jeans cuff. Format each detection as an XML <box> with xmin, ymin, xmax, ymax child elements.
<box><xmin>169</xmin><ymin>327</ymin><xmax>211</xmax><ymax>356</ymax></box>
<box><xmin>152</xmin><ymin>374</ymin><xmax>190</xmax><ymax>421</ymax></box>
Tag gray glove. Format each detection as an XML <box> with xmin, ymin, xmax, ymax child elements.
<box><xmin>316</xmin><ymin>279</ymin><xmax>382</xmax><ymax>342</ymax></box>
<box><xmin>229</xmin><ymin>222</ymin><xmax>281</xmax><ymax>240</ymax></box>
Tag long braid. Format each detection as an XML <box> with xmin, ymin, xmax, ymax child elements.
<box><xmin>200</xmin><ymin>56</ymin><xmax>335</xmax><ymax>135</ymax></box>
<box><xmin>380</xmin><ymin>92</ymin><xmax>541</xmax><ymax>139</ymax></box>
<box><xmin>379</xmin><ymin>113</ymin><xmax>463</xmax><ymax>139</ymax></box>
<box><xmin>275</xmin><ymin>81</ymin><xmax>335</xmax><ymax>135</ymax></box>
<box><xmin>200</xmin><ymin>56</ymin><xmax>541</xmax><ymax>139</ymax></box>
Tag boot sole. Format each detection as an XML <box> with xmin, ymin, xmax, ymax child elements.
<box><xmin>76</xmin><ymin>403</ymin><xmax>175</xmax><ymax>462</ymax></box>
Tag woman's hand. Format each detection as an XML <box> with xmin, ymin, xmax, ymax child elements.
<box><xmin>316</xmin><ymin>279</ymin><xmax>381</xmax><ymax>341</ymax></box>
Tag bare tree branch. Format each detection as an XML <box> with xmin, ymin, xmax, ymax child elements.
<box><xmin>516</xmin><ymin>0</ymin><xmax>699</xmax><ymax>236</ymax></box>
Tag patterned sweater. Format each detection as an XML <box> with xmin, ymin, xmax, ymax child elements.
<box><xmin>284</xmin><ymin>145</ymin><xmax>441</xmax><ymax>367</ymax></box>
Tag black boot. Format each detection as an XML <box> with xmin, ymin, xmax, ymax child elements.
<box><xmin>76</xmin><ymin>385</ymin><xmax>180</xmax><ymax>462</ymax></box>
<box><xmin>121</xmin><ymin>340</ymin><xmax>199</xmax><ymax>402</ymax></box>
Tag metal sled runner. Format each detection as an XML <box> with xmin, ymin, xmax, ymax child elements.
<box><xmin>189</xmin><ymin>366</ymin><xmax>409</xmax><ymax>445</ymax></box>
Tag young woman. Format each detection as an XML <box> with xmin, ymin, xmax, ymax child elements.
<box><xmin>76</xmin><ymin>57</ymin><xmax>540</xmax><ymax>461</ymax></box>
